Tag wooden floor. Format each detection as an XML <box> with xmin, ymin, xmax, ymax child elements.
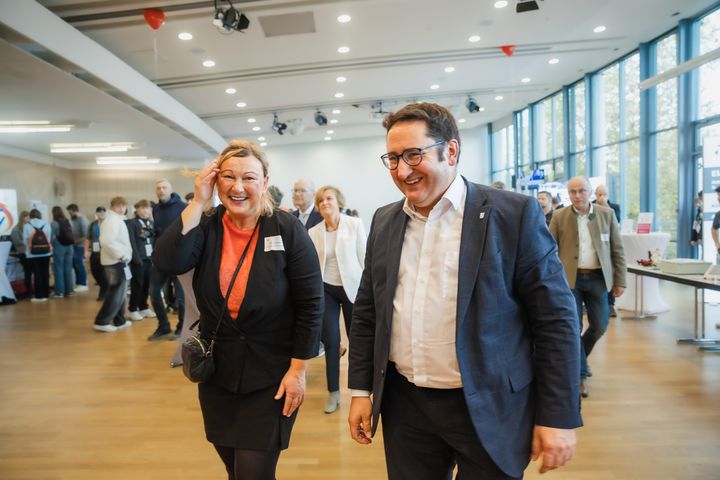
<box><xmin>1</xmin><ymin>282</ymin><xmax>719</xmax><ymax>480</ymax></box>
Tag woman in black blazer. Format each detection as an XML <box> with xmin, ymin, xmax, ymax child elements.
<box><xmin>154</xmin><ymin>140</ymin><xmax>323</xmax><ymax>480</ymax></box>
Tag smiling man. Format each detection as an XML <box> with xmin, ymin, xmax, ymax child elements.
<box><xmin>348</xmin><ymin>103</ymin><xmax>582</xmax><ymax>479</ymax></box>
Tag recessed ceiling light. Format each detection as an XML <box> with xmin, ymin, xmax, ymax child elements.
<box><xmin>593</xmin><ymin>25</ymin><xmax>606</xmax><ymax>33</ymax></box>
<box><xmin>548</xmin><ymin>58</ymin><xmax>560</xmax><ymax>65</ymax></box>
<box><xmin>252</xmin><ymin>126</ymin><xmax>261</xmax><ymax>132</ymax></box>
<box><xmin>479</xmin><ymin>107</ymin><xmax>485</xmax><ymax>112</ymax></box>
<box><xmin>202</xmin><ymin>60</ymin><xmax>215</xmax><ymax>68</ymax></box>
<box><xmin>336</xmin><ymin>76</ymin><xmax>347</xmax><ymax>83</ymax></box>
<box><xmin>521</xmin><ymin>77</ymin><xmax>531</xmax><ymax>83</ymax></box>
<box><xmin>324</xmin><ymin>136</ymin><xmax>332</xmax><ymax>141</ymax></box>
<box><xmin>334</xmin><ymin>92</ymin><xmax>345</xmax><ymax>98</ymax></box>
<box><xmin>468</xmin><ymin>35</ymin><xmax>481</xmax><ymax>43</ymax></box>
<box><xmin>225</xmin><ymin>87</ymin><xmax>237</xmax><ymax>94</ymax></box>
<box><xmin>178</xmin><ymin>32</ymin><xmax>193</xmax><ymax>41</ymax></box>
<box><xmin>0</xmin><ymin>120</ymin><xmax>74</xmax><ymax>133</ymax></box>
<box><xmin>458</xmin><ymin>118</ymin><xmax>466</xmax><ymax>123</ymax></box>
<box><xmin>332</xmin><ymin>109</ymin><xmax>341</xmax><ymax>115</ymax></box>
<box><xmin>494</xmin><ymin>1</ymin><xmax>508</xmax><ymax>8</ymax></box>
<box><xmin>444</xmin><ymin>66</ymin><xmax>455</xmax><ymax>73</ymax></box>
<box><xmin>51</xmin><ymin>142</ymin><xmax>134</xmax><ymax>153</ymax></box>
<box><xmin>337</xmin><ymin>14</ymin><xmax>351</xmax><ymax>23</ymax></box>
<box><xmin>236</xmin><ymin>102</ymin><xmax>247</xmax><ymax>108</ymax></box>
<box><xmin>495</xmin><ymin>95</ymin><xmax>504</xmax><ymax>101</ymax></box>
<box><xmin>338</xmin><ymin>46</ymin><xmax>350</xmax><ymax>54</ymax></box>
<box><xmin>260</xmin><ymin>142</ymin><xmax>268</xmax><ymax>147</ymax></box>
<box><xmin>430</xmin><ymin>84</ymin><xmax>440</xmax><ymax>90</ymax></box>
<box><xmin>258</xmin><ymin>136</ymin><xmax>266</xmax><ymax>141</ymax></box>
<box><xmin>330</xmin><ymin>119</ymin><xmax>338</xmax><ymax>124</ymax></box>
<box><xmin>326</xmin><ymin>130</ymin><xmax>335</xmax><ymax>134</ymax></box>
<box><xmin>248</xmin><ymin>118</ymin><xmax>256</xmax><ymax>123</ymax></box>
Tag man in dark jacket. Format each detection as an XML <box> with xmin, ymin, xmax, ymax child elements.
<box><xmin>593</xmin><ymin>185</ymin><xmax>622</xmax><ymax>317</ymax></box>
<box><xmin>148</xmin><ymin>179</ymin><xmax>187</xmax><ymax>341</ymax></box>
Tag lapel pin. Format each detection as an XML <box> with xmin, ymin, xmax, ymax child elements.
<box><xmin>479</xmin><ymin>212</ymin><xmax>485</xmax><ymax>219</ymax></box>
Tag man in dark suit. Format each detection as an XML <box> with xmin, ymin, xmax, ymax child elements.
<box><xmin>593</xmin><ymin>185</ymin><xmax>622</xmax><ymax>317</ymax></box>
<box><xmin>291</xmin><ymin>178</ymin><xmax>322</xmax><ymax>230</ymax></box>
<box><xmin>348</xmin><ymin>103</ymin><xmax>582</xmax><ymax>479</ymax></box>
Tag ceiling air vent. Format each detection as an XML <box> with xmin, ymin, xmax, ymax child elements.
<box><xmin>258</xmin><ymin>12</ymin><xmax>315</xmax><ymax>37</ymax></box>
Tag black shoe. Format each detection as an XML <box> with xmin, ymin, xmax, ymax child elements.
<box><xmin>147</xmin><ymin>329</ymin><xmax>173</xmax><ymax>342</ymax></box>
<box><xmin>580</xmin><ymin>377</ymin><xmax>589</xmax><ymax>398</ymax></box>
<box><xmin>609</xmin><ymin>306</ymin><xmax>617</xmax><ymax>317</ymax></box>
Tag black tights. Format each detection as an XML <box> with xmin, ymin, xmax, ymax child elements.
<box><xmin>213</xmin><ymin>444</ymin><xmax>280</xmax><ymax>480</ymax></box>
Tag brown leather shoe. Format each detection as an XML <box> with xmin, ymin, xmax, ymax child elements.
<box><xmin>580</xmin><ymin>377</ymin><xmax>590</xmax><ymax>398</ymax></box>
<box><xmin>339</xmin><ymin>344</ymin><xmax>347</xmax><ymax>357</ymax></box>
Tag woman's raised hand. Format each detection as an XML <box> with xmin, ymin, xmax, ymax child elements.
<box><xmin>194</xmin><ymin>159</ymin><xmax>219</xmax><ymax>206</ymax></box>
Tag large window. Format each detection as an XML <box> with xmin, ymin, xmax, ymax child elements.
<box><xmin>535</xmin><ymin>92</ymin><xmax>565</xmax><ymax>180</ymax></box>
<box><xmin>491</xmin><ymin>125</ymin><xmax>514</xmax><ymax>189</ymax></box>
<box><xmin>699</xmin><ymin>8</ymin><xmax>720</xmax><ymax>119</ymax></box>
<box><xmin>569</xmin><ymin>81</ymin><xmax>587</xmax><ymax>175</ymax></box>
<box><xmin>653</xmin><ymin>34</ymin><xmax>679</xmax><ymax>256</ymax></box>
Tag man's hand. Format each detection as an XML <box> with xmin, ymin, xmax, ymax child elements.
<box><xmin>530</xmin><ymin>425</ymin><xmax>576</xmax><ymax>474</ymax></box>
<box><xmin>612</xmin><ymin>286</ymin><xmax>625</xmax><ymax>298</ymax></box>
<box><xmin>348</xmin><ymin>397</ymin><xmax>373</xmax><ymax>445</ymax></box>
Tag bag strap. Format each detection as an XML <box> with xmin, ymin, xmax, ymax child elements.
<box><xmin>206</xmin><ymin>218</ymin><xmax>261</xmax><ymax>352</ymax></box>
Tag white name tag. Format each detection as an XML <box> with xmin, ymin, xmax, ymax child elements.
<box><xmin>264</xmin><ymin>235</ymin><xmax>285</xmax><ymax>252</ymax></box>
<box><xmin>145</xmin><ymin>244</ymin><xmax>153</xmax><ymax>257</ymax></box>
<box><xmin>92</xmin><ymin>241</ymin><xmax>100</xmax><ymax>252</ymax></box>
<box><xmin>601</xmin><ymin>233</ymin><xmax>610</xmax><ymax>242</ymax></box>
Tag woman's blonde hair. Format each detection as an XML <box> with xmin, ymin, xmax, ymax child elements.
<box><xmin>216</xmin><ymin>140</ymin><xmax>275</xmax><ymax>217</ymax></box>
<box><xmin>315</xmin><ymin>185</ymin><xmax>346</xmax><ymax>211</ymax></box>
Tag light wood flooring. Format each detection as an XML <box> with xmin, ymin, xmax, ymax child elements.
<box><xmin>0</xmin><ymin>282</ymin><xmax>719</xmax><ymax>480</ymax></box>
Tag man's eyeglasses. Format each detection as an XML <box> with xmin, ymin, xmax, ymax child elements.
<box><xmin>292</xmin><ymin>189</ymin><xmax>310</xmax><ymax>194</ymax></box>
<box><xmin>380</xmin><ymin>140</ymin><xmax>446</xmax><ymax>170</ymax></box>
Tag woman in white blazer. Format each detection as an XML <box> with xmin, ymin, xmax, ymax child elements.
<box><xmin>308</xmin><ymin>186</ymin><xmax>366</xmax><ymax>414</ymax></box>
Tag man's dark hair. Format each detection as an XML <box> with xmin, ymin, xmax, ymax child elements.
<box><xmin>715</xmin><ymin>186</ymin><xmax>720</xmax><ymax>194</ymax></box>
<box><xmin>382</xmin><ymin>102</ymin><xmax>461</xmax><ymax>162</ymax></box>
<box><xmin>66</xmin><ymin>203</ymin><xmax>79</xmax><ymax>212</ymax></box>
<box><xmin>29</xmin><ymin>208</ymin><xmax>42</xmax><ymax>219</ymax></box>
<box><xmin>538</xmin><ymin>191</ymin><xmax>552</xmax><ymax>199</ymax></box>
<box><xmin>95</xmin><ymin>206</ymin><xmax>106</xmax><ymax>213</ymax></box>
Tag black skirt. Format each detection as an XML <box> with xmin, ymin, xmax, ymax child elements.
<box><xmin>198</xmin><ymin>381</ymin><xmax>298</xmax><ymax>451</ymax></box>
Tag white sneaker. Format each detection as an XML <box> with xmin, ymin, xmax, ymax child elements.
<box><xmin>74</xmin><ymin>285</ymin><xmax>89</xmax><ymax>292</ymax></box>
<box><xmin>30</xmin><ymin>297</ymin><xmax>48</xmax><ymax>303</ymax></box>
<box><xmin>116</xmin><ymin>321</ymin><xmax>132</xmax><ymax>330</ymax></box>
<box><xmin>93</xmin><ymin>324</ymin><xmax>118</xmax><ymax>333</ymax></box>
<box><xmin>140</xmin><ymin>309</ymin><xmax>156</xmax><ymax>318</ymax></box>
<box><xmin>324</xmin><ymin>391</ymin><xmax>340</xmax><ymax>414</ymax></box>
<box><xmin>128</xmin><ymin>311</ymin><xmax>144</xmax><ymax>321</ymax></box>
<box><xmin>317</xmin><ymin>342</ymin><xmax>326</xmax><ymax>358</ymax></box>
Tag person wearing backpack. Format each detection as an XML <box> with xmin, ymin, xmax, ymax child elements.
<box><xmin>22</xmin><ymin>208</ymin><xmax>52</xmax><ymax>302</ymax></box>
<box><xmin>51</xmin><ymin>206</ymin><xmax>75</xmax><ymax>298</ymax></box>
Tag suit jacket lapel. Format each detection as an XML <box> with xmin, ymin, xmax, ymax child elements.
<box><xmin>456</xmin><ymin>181</ymin><xmax>491</xmax><ymax>326</ymax></box>
<box><xmin>385</xmin><ymin>205</ymin><xmax>408</xmax><ymax>335</ymax></box>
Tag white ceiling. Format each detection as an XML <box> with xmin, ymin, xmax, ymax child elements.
<box><xmin>0</xmin><ymin>0</ymin><xmax>715</xmax><ymax>169</ymax></box>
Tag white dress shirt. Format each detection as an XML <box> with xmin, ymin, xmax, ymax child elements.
<box><xmin>574</xmin><ymin>203</ymin><xmax>601</xmax><ymax>269</ymax></box>
<box><xmin>298</xmin><ymin>205</ymin><xmax>314</xmax><ymax>226</ymax></box>
<box><xmin>389</xmin><ymin>174</ymin><xmax>466</xmax><ymax>388</ymax></box>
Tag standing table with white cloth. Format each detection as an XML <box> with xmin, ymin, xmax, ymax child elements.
<box><xmin>616</xmin><ymin>232</ymin><xmax>671</xmax><ymax>315</ymax></box>
<box><xmin>0</xmin><ymin>241</ymin><xmax>17</xmax><ymax>303</ymax></box>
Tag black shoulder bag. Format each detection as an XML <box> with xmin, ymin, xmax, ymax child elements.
<box><xmin>181</xmin><ymin>220</ymin><xmax>260</xmax><ymax>383</ymax></box>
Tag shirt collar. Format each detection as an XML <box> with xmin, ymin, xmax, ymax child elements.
<box><xmin>402</xmin><ymin>174</ymin><xmax>465</xmax><ymax>220</ymax></box>
<box><xmin>301</xmin><ymin>204</ymin><xmax>314</xmax><ymax>216</ymax></box>
<box><xmin>572</xmin><ymin>202</ymin><xmax>594</xmax><ymax>217</ymax></box>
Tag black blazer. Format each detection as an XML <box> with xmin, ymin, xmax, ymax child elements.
<box><xmin>292</xmin><ymin>207</ymin><xmax>323</xmax><ymax>230</ymax></box>
<box><xmin>348</xmin><ymin>179</ymin><xmax>582</xmax><ymax>477</ymax></box>
<box><xmin>154</xmin><ymin>207</ymin><xmax>323</xmax><ymax>394</ymax></box>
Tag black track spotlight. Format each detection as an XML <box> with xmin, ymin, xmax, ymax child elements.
<box><xmin>466</xmin><ymin>97</ymin><xmax>480</xmax><ymax>113</ymax></box>
<box><xmin>272</xmin><ymin>114</ymin><xmax>288</xmax><ymax>135</ymax></box>
<box><xmin>516</xmin><ymin>0</ymin><xmax>540</xmax><ymax>13</ymax></box>
<box><xmin>213</xmin><ymin>0</ymin><xmax>250</xmax><ymax>33</ymax></box>
<box><xmin>314</xmin><ymin>110</ymin><xmax>328</xmax><ymax>126</ymax></box>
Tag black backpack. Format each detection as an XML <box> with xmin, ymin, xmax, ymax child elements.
<box><xmin>29</xmin><ymin>226</ymin><xmax>51</xmax><ymax>255</ymax></box>
<box><xmin>57</xmin><ymin>219</ymin><xmax>75</xmax><ymax>246</ymax></box>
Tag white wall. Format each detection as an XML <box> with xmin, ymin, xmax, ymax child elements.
<box><xmin>265</xmin><ymin>125</ymin><xmax>489</xmax><ymax>227</ymax></box>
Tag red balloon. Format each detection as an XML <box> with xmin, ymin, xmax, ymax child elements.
<box><xmin>501</xmin><ymin>45</ymin><xmax>516</xmax><ymax>57</ymax></box>
<box><xmin>144</xmin><ymin>9</ymin><xmax>165</xmax><ymax>30</ymax></box>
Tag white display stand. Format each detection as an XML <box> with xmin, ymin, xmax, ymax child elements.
<box><xmin>616</xmin><ymin>232</ymin><xmax>671</xmax><ymax>315</ymax></box>
<box><xmin>0</xmin><ymin>241</ymin><xmax>17</xmax><ymax>303</ymax></box>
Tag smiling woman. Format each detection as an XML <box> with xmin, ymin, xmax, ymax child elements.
<box><xmin>152</xmin><ymin>139</ymin><xmax>324</xmax><ymax>480</ymax></box>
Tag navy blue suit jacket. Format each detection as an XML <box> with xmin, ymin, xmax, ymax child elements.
<box><xmin>292</xmin><ymin>207</ymin><xmax>322</xmax><ymax>230</ymax></box>
<box><xmin>348</xmin><ymin>178</ymin><xmax>582</xmax><ymax>477</ymax></box>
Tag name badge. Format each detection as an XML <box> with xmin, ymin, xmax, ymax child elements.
<box><xmin>601</xmin><ymin>233</ymin><xmax>610</xmax><ymax>242</ymax></box>
<box><xmin>145</xmin><ymin>244</ymin><xmax>153</xmax><ymax>257</ymax></box>
<box><xmin>92</xmin><ymin>241</ymin><xmax>100</xmax><ymax>252</ymax></box>
<box><xmin>264</xmin><ymin>235</ymin><xmax>285</xmax><ymax>252</ymax></box>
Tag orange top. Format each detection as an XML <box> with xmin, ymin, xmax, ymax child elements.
<box><xmin>219</xmin><ymin>213</ymin><xmax>259</xmax><ymax>319</ymax></box>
